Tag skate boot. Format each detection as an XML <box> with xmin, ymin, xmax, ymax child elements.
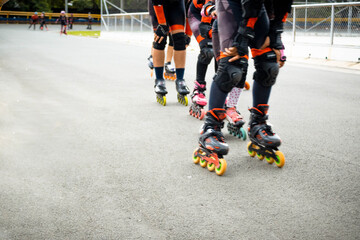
<box><xmin>193</xmin><ymin>109</ymin><xmax>228</xmax><ymax>176</ymax></box>
<box><xmin>164</xmin><ymin>62</ymin><xmax>176</xmax><ymax>81</ymax></box>
<box><xmin>175</xmin><ymin>79</ymin><xmax>190</xmax><ymax>106</ymax></box>
<box><xmin>247</xmin><ymin>104</ymin><xmax>285</xmax><ymax>167</ymax></box>
<box><xmin>225</xmin><ymin>106</ymin><xmax>246</xmax><ymax>140</ymax></box>
<box><xmin>189</xmin><ymin>81</ymin><xmax>207</xmax><ymax>120</ymax></box>
<box><xmin>154</xmin><ymin>78</ymin><xmax>167</xmax><ymax>106</ymax></box>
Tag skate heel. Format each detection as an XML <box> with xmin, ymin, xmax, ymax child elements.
<box><xmin>177</xmin><ymin>93</ymin><xmax>188</xmax><ymax>106</ymax></box>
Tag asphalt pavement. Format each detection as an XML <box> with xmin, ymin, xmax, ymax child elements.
<box><xmin>0</xmin><ymin>24</ymin><xmax>359</xmax><ymax>240</ymax></box>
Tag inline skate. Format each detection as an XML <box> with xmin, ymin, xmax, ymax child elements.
<box><xmin>175</xmin><ymin>79</ymin><xmax>190</xmax><ymax>106</ymax></box>
<box><xmin>189</xmin><ymin>81</ymin><xmax>207</xmax><ymax>120</ymax></box>
<box><xmin>164</xmin><ymin>62</ymin><xmax>176</xmax><ymax>81</ymax></box>
<box><xmin>193</xmin><ymin>109</ymin><xmax>228</xmax><ymax>176</ymax></box>
<box><xmin>148</xmin><ymin>55</ymin><xmax>154</xmax><ymax>78</ymax></box>
<box><xmin>225</xmin><ymin>106</ymin><xmax>246</xmax><ymax>140</ymax></box>
<box><xmin>154</xmin><ymin>78</ymin><xmax>167</xmax><ymax>106</ymax></box>
<box><xmin>247</xmin><ymin>104</ymin><xmax>285</xmax><ymax>167</ymax></box>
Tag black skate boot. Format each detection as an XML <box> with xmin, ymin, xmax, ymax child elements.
<box><xmin>164</xmin><ymin>62</ymin><xmax>176</xmax><ymax>80</ymax></box>
<box><xmin>154</xmin><ymin>78</ymin><xmax>167</xmax><ymax>106</ymax></box>
<box><xmin>175</xmin><ymin>79</ymin><xmax>190</xmax><ymax>106</ymax></box>
<box><xmin>193</xmin><ymin>109</ymin><xmax>228</xmax><ymax>176</ymax></box>
<box><xmin>189</xmin><ymin>81</ymin><xmax>207</xmax><ymax>120</ymax></box>
<box><xmin>247</xmin><ymin>104</ymin><xmax>285</xmax><ymax>167</ymax></box>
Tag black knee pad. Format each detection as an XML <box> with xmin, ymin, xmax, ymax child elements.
<box><xmin>235</xmin><ymin>66</ymin><xmax>248</xmax><ymax>89</ymax></box>
<box><xmin>198</xmin><ymin>47</ymin><xmax>213</xmax><ymax>65</ymax></box>
<box><xmin>153</xmin><ymin>37</ymin><xmax>167</xmax><ymax>50</ymax></box>
<box><xmin>168</xmin><ymin>35</ymin><xmax>174</xmax><ymax>47</ymax></box>
<box><xmin>172</xmin><ymin>32</ymin><xmax>186</xmax><ymax>51</ymax></box>
<box><xmin>213</xmin><ymin>57</ymin><xmax>248</xmax><ymax>93</ymax></box>
<box><xmin>253</xmin><ymin>51</ymin><xmax>279</xmax><ymax>87</ymax></box>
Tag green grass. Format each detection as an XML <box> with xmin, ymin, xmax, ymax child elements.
<box><xmin>67</xmin><ymin>31</ymin><xmax>101</xmax><ymax>38</ymax></box>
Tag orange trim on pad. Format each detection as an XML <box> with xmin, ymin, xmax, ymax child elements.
<box><xmin>170</xmin><ymin>24</ymin><xmax>184</xmax><ymax>32</ymax></box>
<box><xmin>251</xmin><ymin>47</ymin><xmax>272</xmax><ymax>58</ymax></box>
<box><xmin>246</xmin><ymin>17</ymin><xmax>258</xmax><ymax>29</ymax></box>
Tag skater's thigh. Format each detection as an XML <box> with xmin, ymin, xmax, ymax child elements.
<box><xmin>216</xmin><ymin>0</ymin><xmax>242</xmax><ymax>52</ymax></box>
<box><xmin>164</xmin><ymin>1</ymin><xmax>185</xmax><ymax>33</ymax></box>
<box><xmin>188</xmin><ymin>7</ymin><xmax>201</xmax><ymax>41</ymax></box>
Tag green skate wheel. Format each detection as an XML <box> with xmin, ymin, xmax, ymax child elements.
<box><xmin>240</xmin><ymin>128</ymin><xmax>247</xmax><ymax>141</ymax></box>
<box><xmin>192</xmin><ymin>148</ymin><xmax>200</xmax><ymax>164</ymax></box>
<box><xmin>247</xmin><ymin>142</ymin><xmax>256</xmax><ymax>157</ymax></box>
<box><xmin>274</xmin><ymin>151</ymin><xmax>285</xmax><ymax>168</ymax></box>
<box><xmin>215</xmin><ymin>158</ymin><xmax>227</xmax><ymax>176</ymax></box>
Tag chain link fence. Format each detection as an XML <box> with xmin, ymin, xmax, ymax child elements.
<box><xmin>286</xmin><ymin>2</ymin><xmax>360</xmax><ymax>46</ymax></box>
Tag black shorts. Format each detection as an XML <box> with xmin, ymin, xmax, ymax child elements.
<box><xmin>148</xmin><ymin>0</ymin><xmax>185</xmax><ymax>32</ymax></box>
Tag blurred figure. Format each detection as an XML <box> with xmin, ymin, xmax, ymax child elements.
<box><xmin>55</xmin><ymin>11</ymin><xmax>68</xmax><ymax>35</ymax></box>
<box><xmin>68</xmin><ymin>13</ymin><xmax>74</xmax><ymax>30</ymax></box>
<box><xmin>39</xmin><ymin>12</ymin><xmax>48</xmax><ymax>31</ymax></box>
<box><xmin>87</xmin><ymin>12</ymin><xmax>92</xmax><ymax>30</ymax></box>
<box><xmin>28</xmin><ymin>12</ymin><xmax>39</xmax><ymax>30</ymax></box>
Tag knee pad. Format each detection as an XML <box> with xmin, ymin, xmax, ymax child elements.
<box><xmin>253</xmin><ymin>51</ymin><xmax>279</xmax><ymax>87</ymax></box>
<box><xmin>172</xmin><ymin>32</ymin><xmax>186</xmax><ymax>51</ymax></box>
<box><xmin>235</xmin><ymin>66</ymin><xmax>248</xmax><ymax>89</ymax></box>
<box><xmin>198</xmin><ymin>47</ymin><xmax>213</xmax><ymax>65</ymax></box>
<box><xmin>213</xmin><ymin>57</ymin><xmax>248</xmax><ymax>93</ymax></box>
<box><xmin>168</xmin><ymin>35</ymin><xmax>174</xmax><ymax>47</ymax></box>
<box><xmin>153</xmin><ymin>37</ymin><xmax>167</xmax><ymax>50</ymax></box>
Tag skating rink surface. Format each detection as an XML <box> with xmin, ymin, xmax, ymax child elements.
<box><xmin>0</xmin><ymin>25</ymin><xmax>359</xmax><ymax>239</ymax></box>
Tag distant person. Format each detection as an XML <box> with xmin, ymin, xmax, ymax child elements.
<box><xmin>28</xmin><ymin>12</ymin><xmax>39</xmax><ymax>30</ymax></box>
<box><xmin>87</xmin><ymin>12</ymin><xmax>92</xmax><ymax>30</ymax></box>
<box><xmin>68</xmin><ymin>13</ymin><xmax>74</xmax><ymax>30</ymax></box>
<box><xmin>55</xmin><ymin>10</ymin><xmax>68</xmax><ymax>35</ymax></box>
<box><xmin>39</xmin><ymin>12</ymin><xmax>48</xmax><ymax>31</ymax></box>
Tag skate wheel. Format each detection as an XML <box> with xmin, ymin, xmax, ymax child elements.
<box><xmin>184</xmin><ymin>96</ymin><xmax>188</xmax><ymax>106</ymax></box>
<box><xmin>256</xmin><ymin>153</ymin><xmax>264</xmax><ymax>160</ymax></box>
<box><xmin>215</xmin><ymin>158</ymin><xmax>227</xmax><ymax>176</ymax></box>
<box><xmin>189</xmin><ymin>108</ymin><xmax>193</xmax><ymax>115</ymax></box>
<box><xmin>195</xmin><ymin>111</ymin><xmax>199</xmax><ymax>119</ymax></box>
<box><xmin>162</xmin><ymin>96</ymin><xmax>166</xmax><ymax>106</ymax></box>
<box><xmin>240</xmin><ymin>128</ymin><xmax>247</xmax><ymax>141</ymax></box>
<box><xmin>265</xmin><ymin>156</ymin><xmax>274</xmax><ymax>164</ymax></box>
<box><xmin>192</xmin><ymin>148</ymin><xmax>200</xmax><ymax>164</ymax></box>
<box><xmin>245</xmin><ymin>81</ymin><xmax>250</xmax><ymax>90</ymax></box>
<box><xmin>274</xmin><ymin>151</ymin><xmax>285</xmax><ymax>168</ymax></box>
<box><xmin>199</xmin><ymin>109</ymin><xmax>205</xmax><ymax>120</ymax></box>
<box><xmin>247</xmin><ymin>142</ymin><xmax>256</xmax><ymax>157</ymax></box>
<box><xmin>199</xmin><ymin>159</ymin><xmax>207</xmax><ymax>168</ymax></box>
<box><xmin>207</xmin><ymin>161</ymin><xmax>215</xmax><ymax>172</ymax></box>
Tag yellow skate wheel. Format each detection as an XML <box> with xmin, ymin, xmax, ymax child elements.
<box><xmin>257</xmin><ymin>153</ymin><xmax>264</xmax><ymax>160</ymax></box>
<box><xmin>215</xmin><ymin>158</ymin><xmax>227</xmax><ymax>176</ymax></box>
<box><xmin>192</xmin><ymin>148</ymin><xmax>200</xmax><ymax>164</ymax></box>
<box><xmin>207</xmin><ymin>157</ymin><xmax>215</xmax><ymax>172</ymax></box>
<box><xmin>247</xmin><ymin>142</ymin><xmax>256</xmax><ymax>157</ymax></box>
<box><xmin>199</xmin><ymin>159</ymin><xmax>207</xmax><ymax>168</ymax></box>
<box><xmin>184</xmin><ymin>96</ymin><xmax>188</xmax><ymax>106</ymax></box>
<box><xmin>274</xmin><ymin>151</ymin><xmax>285</xmax><ymax>168</ymax></box>
<box><xmin>162</xmin><ymin>96</ymin><xmax>166</xmax><ymax>106</ymax></box>
<box><xmin>265</xmin><ymin>156</ymin><xmax>274</xmax><ymax>164</ymax></box>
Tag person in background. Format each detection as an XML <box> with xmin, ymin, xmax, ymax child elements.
<box><xmin>28</xmin><ymin>12</ymin><xmax>39</xmax><ymax>30</ymax></box>
<box><xmin>87</xmin><ymin>12</ymin><xmax>93</xmax><ymax>30</ymax></box>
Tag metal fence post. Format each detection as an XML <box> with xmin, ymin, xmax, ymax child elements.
<box><xmin>348</xmin><ymin>6</ymin><xmax>352</xmax><ymax>36</ymax></box>
<box><xmin>292</xmin><ymin>6</ymin><xmax>296</xmax><ymax>44</ymax></box>
<box><xmin>131</xmin><ymin>16</ymin><xmax>133</xmax><ymax>31</ymax></box>
<box><xmin>115</xmin><ymin>16</ymin><xmax>117</xmax><ymax>31</ymax></box>
<box><xmin>140</xmin><ymin>14</ymin><xmax>143</xmax><ymax>32</ymax></box>
<box><xmin>122</xmin><ymin>15</ymin><xmax>125</xmax><ymax>31</ymax></box>
<box><xmin>330</xmin><ymin>4</ymin><xmax>334</xmax><ymax>45</ymax></box>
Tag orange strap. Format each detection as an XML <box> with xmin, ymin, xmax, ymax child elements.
<box><xmin>170</xmin><ymin>24</ymin><xmax>184</xmax><ymax>32</ymax></box>
<box><xmin>219</xmin><ymin>51</ymin><xmax>249</xmax><ymax>60</ymax></box>
<box><xmin>193</xmin><ymin>0</ymin><xmax>203</xmax><ymax>9</ymax></box>
<box><xmin>246</xmin><ymin>17</ymin><xmax>258</xmax><ymax>29</ymax></box>
<box><xmin>282</xmin><ymin>12</ymin><xmax>288</xmax><ymax>23</ymax></box>
<box><xmin>251</xmin><ymin>47</ymin><xmax>272</xmax><ymax>58</ymax></box>
<box><xmin>153</xmin><ymin>5</ymin><xmax>166</xmax><ymax>25</ymax></box>
<box><xmin>196</xmin><ymin>35</ymin><xmax>205</xmax><ymax>43</ymax></box>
